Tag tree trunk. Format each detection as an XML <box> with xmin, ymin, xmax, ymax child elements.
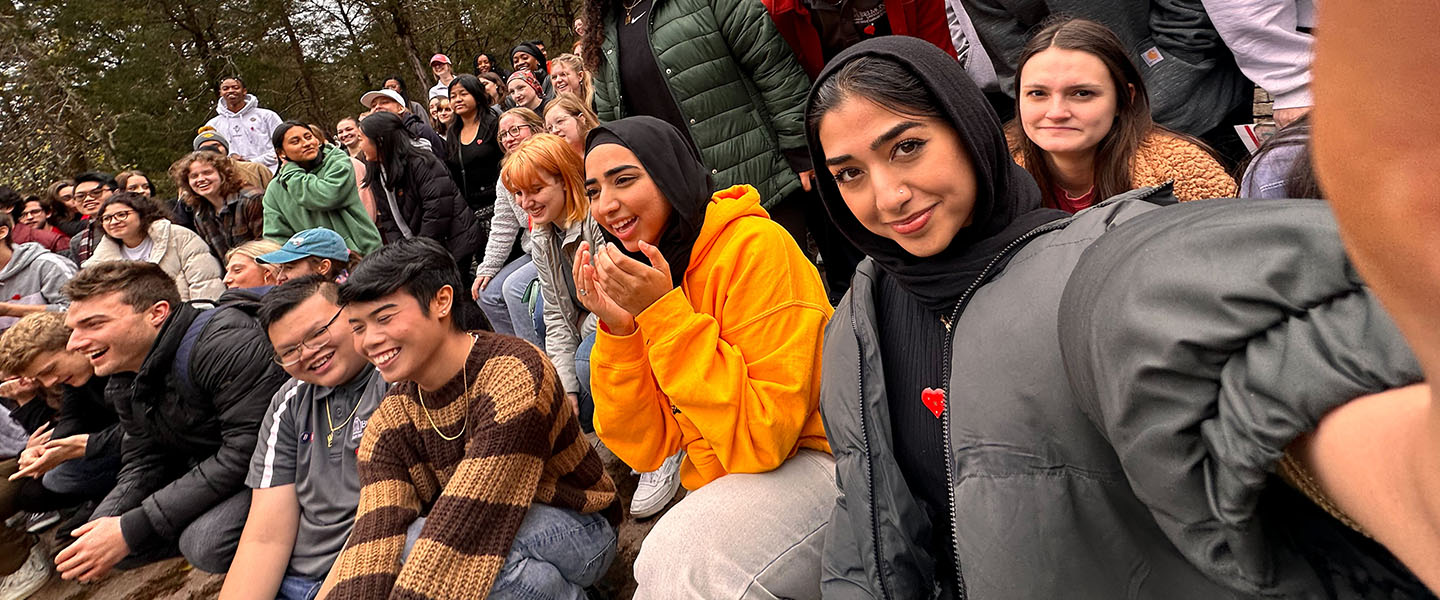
<box><xmin>387</xmin><ymin>0</ymin><xmax>430</xmax><ymax>94</ymax></box>
<box><xmin>278</xmin><ymin>0</ymin><xmax>327</xmax><ymax>126</ymax></box>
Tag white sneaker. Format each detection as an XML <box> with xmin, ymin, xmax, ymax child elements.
<box><xmin>630</xmin><ymin>451</ymin><xmax>684</xmax><ymax>519</ymax></box>
<box><xmin>0</xmin><ymin>542</ymin><xmax>50</xmax><ymax>600</ymax></box>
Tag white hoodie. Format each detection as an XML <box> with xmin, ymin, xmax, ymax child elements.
<box><xmin>205</xmin><ymin>93</ymin><xmax>283</xmax><ymax>172</ymax></box>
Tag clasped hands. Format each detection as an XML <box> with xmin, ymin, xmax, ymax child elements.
<box><xmin>571</xmin><ymin>240</ymin><xmax>674</xmax><ymax>337</ymax></box>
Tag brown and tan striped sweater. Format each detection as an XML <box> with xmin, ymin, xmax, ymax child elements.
<box><xmin>327</xmin><ymin>331</ymin><xmax>620</xmax><ymax>599</ymax></box>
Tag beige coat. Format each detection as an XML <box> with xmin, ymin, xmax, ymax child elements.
<box><xmin>84</xmin><ymin>219</ymin><xmax>226</xmax><ymax>301</ymax></box>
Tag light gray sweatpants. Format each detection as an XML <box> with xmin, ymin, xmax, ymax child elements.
<box><xmin>633</xmin><ymin>449</ymin><xmax>837</xmax><ymax>600</ymax></box>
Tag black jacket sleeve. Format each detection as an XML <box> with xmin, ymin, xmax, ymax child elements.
<box><xmin>127</xmin><ymin>309</ymin><xmax>290</xmax><ymax>545</ymax></box>
<box><xmin>93</xmin><ymin>376</ymin><xmax>171</xmax><ymax>525</ymax></box>
<box><xmin>414</xmin><ymin>155</ymin><xmax>461</xmax><ymax>242</ymax></box>
<box><xmin>1059</xmin><ymin>198</ymin><xmax>1425</xmax><ymax>596</ymax></box>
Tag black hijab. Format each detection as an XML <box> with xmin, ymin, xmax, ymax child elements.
<box><xmin>805</xmin><ymin>37</ymin><xmax>1067</xmax><ymax>312</ymax></box>
<box><xmin>585</xmin><ymin>116</ymin><xmax>714</xmax><ymax>288</ymax></box>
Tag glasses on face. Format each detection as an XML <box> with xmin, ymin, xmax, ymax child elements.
<box><xmin>76</xmin><ymin>187</ymin><xmax>109</xmax><ymax>200</ymax></box>
<box><xmin>20</xmin><ymin>208</ymin><xmax>45</xmax><ymax>219</ymax></box>
<box><xmin>100</xmin><ymin>210</ymin><xmax>134</xmax><ymax>225</ymax></box>
<box><xmin>499</xmin><ymin>124</ymin><xmax>533</xmax><ymax>140</ymax></box>
<box><xmin>273</xmin><ymin>308</ymin><xmax>343</xmax><ymax>367</ymax></box>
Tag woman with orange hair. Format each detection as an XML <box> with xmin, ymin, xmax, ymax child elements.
<box><xmin>500</xmin><ymin>133</ymin><xmax>598</xmax><ymax>427</ymax></box>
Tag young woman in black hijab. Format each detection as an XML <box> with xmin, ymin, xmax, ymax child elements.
<box><xmin>810</xmin><ymin>36</ymin><xmax>1433</xmax><ymax>599</ymax></box>
<box><xmin>573</xmin><ymin>116</ymin><xmax>836</xmax><ymax>599</ymax></box>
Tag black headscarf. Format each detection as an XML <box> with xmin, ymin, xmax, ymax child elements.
<box><xmin>805</xmin><ymin>37</ymin><xmax>1067</xmax><ymax>312</ymax></box>
<box><xmin>585</xmin><ymin>116</ymin><xmax>714</xmax><ymax>288</ymax></box>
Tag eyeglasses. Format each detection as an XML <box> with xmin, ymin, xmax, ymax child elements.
<box><xmin>20</xmin><ymin>208</ymin><xmax>45</xmax><ymax>218</ymax></box>
<box><xmin>273</xmin><ymin>308</ymin><xmax>343</xmax><ymax>367</ymax></box>
<box><xmin>100</xmin><ymin>210</ymin><xmax>135</xmax><ymax>224</ymax></box>
<box><xmin>76</xmin><ymin>187</ymin><xmax>111</xmax><ymax>200</ymax></box>
<box><xmin>499</xmin><ymin>124</ymin><xmax>533</xmax><ymax>140</ymax></box>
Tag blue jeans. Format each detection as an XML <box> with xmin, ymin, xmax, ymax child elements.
<box><xmin>42</xmin><ymin>452</ymin><xmax>121</xmax><ymax>498</ymax></box>
<box><xmin>402</xmin><ymin>503</ymin><xmax>616</xmax><ymax>599</ymax></box>
<box><xmin>574</xmin><ymin>333</ymin><xmax>596</xmax><ymax>433</ymax></box>
<box><xmin>480</xmin><ymin>257</ymin><xmax>542</xmax><ymax>347</ymax></box>
<box><xmin>276</xmin><ymin>574</ymin><xmax>323</xmax><ymax>600</ymax></box>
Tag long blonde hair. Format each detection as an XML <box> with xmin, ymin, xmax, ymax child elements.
<box><xmin>550</xmin><ymin>53</ymin><xmax>595</xmax><ymax>107</ymax></box>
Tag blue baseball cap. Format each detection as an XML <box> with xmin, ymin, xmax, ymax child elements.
<box><xmin>256</xmin><ymin>228</ymin><xmax>351</xmax><ymax>265</ymax></box>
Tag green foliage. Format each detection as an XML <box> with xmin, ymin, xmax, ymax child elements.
<box><xmin>0</xmin><ymin>0</ymin><xmax>578</xmax><ymax>197</ymax></box>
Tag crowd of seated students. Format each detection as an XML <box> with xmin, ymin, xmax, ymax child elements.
<box><xmin>9</xmin><ymin>2</ymin><xmax>1440</xmax><ymax>599</ymax></box>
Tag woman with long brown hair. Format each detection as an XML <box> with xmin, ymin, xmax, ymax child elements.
<box><xmin>1008</xmin><ymin>18</ymin><xmax>1235</xmax><ymax>212</ymax></box>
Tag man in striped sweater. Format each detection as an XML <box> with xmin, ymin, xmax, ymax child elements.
<box><xmin>321</xmin><ymin>238</ymin><xmax>620</xmax><ymax>600</ymax></box>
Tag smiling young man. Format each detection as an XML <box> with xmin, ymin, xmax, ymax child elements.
<box><xmin>320</xmin><ymin>238</ymin><xmax>619</xmax><ymax>600</ymax></box>
<box><xmin>219</xmin><ymin>276</ymin><xmax>388</xmax><ymax>600</ymax></box>
<box><xmin>359</xmin><ymin>88</ymin><xmax>448</xmax><ymax>160</ymax></box>
<box><xmin>0</xmin><ymin>312</ymin><xmax>118</xmax><ymax>515</ymax></box>
<box><xmin>66</xmin><ymin>171</ymin><xmax>116</xmax><ymax>264</ymax></box>
<box><xmin>206</xmin><ymin>76</ymin><xmax>284</xmax><ymax>173</ymax></box>
<box><xmin>55</xmin><ymin>262</ymin><xmax>289</xmax><ymax>582</ymax></box>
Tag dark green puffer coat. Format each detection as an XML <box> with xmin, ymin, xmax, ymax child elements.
<box><xmin>591</xmin><ymin>0</ymin><xmax>812</xmax><ymax>209</ymax></box>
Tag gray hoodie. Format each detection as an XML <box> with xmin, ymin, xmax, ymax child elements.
<box><xmin>0</xmin><ymin>242</ymin><xmax>78</xmax><ymax>330</ymax></box>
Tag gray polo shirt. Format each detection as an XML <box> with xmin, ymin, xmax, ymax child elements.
<box><xmin>246</xmin><ymin>364</ymin><xmax>389</xmax><ymax>579</ymax></box>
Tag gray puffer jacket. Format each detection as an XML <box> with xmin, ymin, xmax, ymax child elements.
<box><xmin>820</xmin><ymin>191</ymin><xmax>1426</xmax><ymax>599</ymax></box>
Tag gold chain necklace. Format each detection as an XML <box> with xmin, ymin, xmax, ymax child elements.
<box><xmin>324</xmin><ymin>394</ymin><xmax>363</xmax><ymax>448</ymax></box>
<box><xmin>418</xmin><ymin>334</ymin><xmax>477</xmax><ymax>442</ymax></box>
<box><xmin>623</xmin><ymin>0</ymin><xmax>645</xmax><ymax>25</ymax></box>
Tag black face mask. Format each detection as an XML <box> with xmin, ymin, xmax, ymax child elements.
<box><xmin>585</xmin><ymin>116</ymin><xmax>715</xmax><ymax>288</ymax></box>
<box><xmin>805</xmin><ymin>36</ymin><xmax>1068</xmax><ymax>313</ymax></box>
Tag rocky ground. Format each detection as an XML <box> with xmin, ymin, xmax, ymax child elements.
<box><xmin>29</xmin><ymin>441</ymin><xmax>671</xmax><ymax>600</ymax></box>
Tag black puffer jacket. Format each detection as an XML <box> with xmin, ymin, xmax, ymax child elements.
<box><xmin>93</xmin><ymin>292</ymin><xmax>289</xmax><ymax>553</ymax></box>
<box><xmin>375</xmin><ymin>151</ymin><xmax>483</xmax><ymax>260</ymax></box>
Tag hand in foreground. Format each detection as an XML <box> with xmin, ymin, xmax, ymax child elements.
<box><xmin>573</xmin><ymin>241</ymin><xmax>636</xmax><ymax>335</ymax></box>
<box><xmin>11</xmin><ymin>434</ymin><xmax>88</xmax><ymax>480</ymax></box>
<box><xmin>57</xmin><ymin>516</ymin><xmax>130</xmax><ymax>583</ymax></box>
<box><xmin>592</xmin><ymin>242</ymin><xmax>674</xmax><ymax>319</ymax></box>
<box><xmin>473</xmin><ymin>275</ymin><xmax>493</xmax><ymax>299</ymax></box>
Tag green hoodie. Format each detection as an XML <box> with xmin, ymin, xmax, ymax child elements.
<box><xmin>263</xmin><ymin>145</ymin><xmax>382</xmax><ymax>255</ymax></box>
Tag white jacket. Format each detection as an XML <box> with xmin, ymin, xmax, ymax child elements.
<box><xmin>1201</xmin><ymin>0</ymin><xmax>1316</xmax><ymax>110</ymax></box>
<box><xmin>205</xmin><ymin>93</ymin><xmax>283</xmax><ymax>172</ymax></box>
<box><xmin>84</xmin><ymin>219</ymin><xmax>226</xmax><ymax>302</ymax></box>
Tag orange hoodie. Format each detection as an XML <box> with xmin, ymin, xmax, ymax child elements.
<box><xmin>591</xmin><ymin>185</ymin><xmax>833</xmax><ymax>491</ymax></box>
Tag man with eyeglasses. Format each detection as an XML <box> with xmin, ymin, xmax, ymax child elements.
<box><xmin>219</xmin><ymin>275</ymin><xmax>386</xmax><ymax>600</ymax></box>
<box><xmin>66</xmin><ymin>171</ymin><xmax>117</xmax><ymax>264</ymax></box>
<box><xmin>56</xmin><ymin>261</ymin><xmax>288</xmax><ymax>582</ymax></box>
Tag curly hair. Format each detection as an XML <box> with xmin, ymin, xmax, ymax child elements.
<box><xmin>0</xmin><ymin>311</ymin><xmax>71</xmax><ymax>377</ymax></box>
<box><xmin>170</xmin><ymin>151</ymin><xmax>246</xmax><ymax>210</ymax></box>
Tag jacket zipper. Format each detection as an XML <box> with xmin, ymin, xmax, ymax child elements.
<box><xmin>937</xmin><ymin>219</ymin><xmax>1069</xmax><ymax>599</ymax></box>
<box><xmin>851</xmin><ymin>308</ymin><xmax>894</xmax><ymax>600</ymax></box>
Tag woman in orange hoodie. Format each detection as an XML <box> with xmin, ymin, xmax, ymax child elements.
<box><xmin>573</xmin><ymin>116</ymin><xmax>835</xmax><ymax>600</ymax></box>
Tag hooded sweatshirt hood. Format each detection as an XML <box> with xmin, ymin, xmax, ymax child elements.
<box><xmin>804</xmin><ymin>36</ymin><xmax>1066</xmax><ymax>312</ymax></box>
<box><xmin>586</xmin><ymin>116</ymin><xmax>714</xmax><ymax>287</ymax></box>
<box><xmin>215</xmin><ymin>93</ymin><xmax>259</xmax><ymax>118</ymax></box>
<box><xmin>0</xmin><ymin>242</ymin><xmax>78</xmax><ymax>321</ymax></box>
